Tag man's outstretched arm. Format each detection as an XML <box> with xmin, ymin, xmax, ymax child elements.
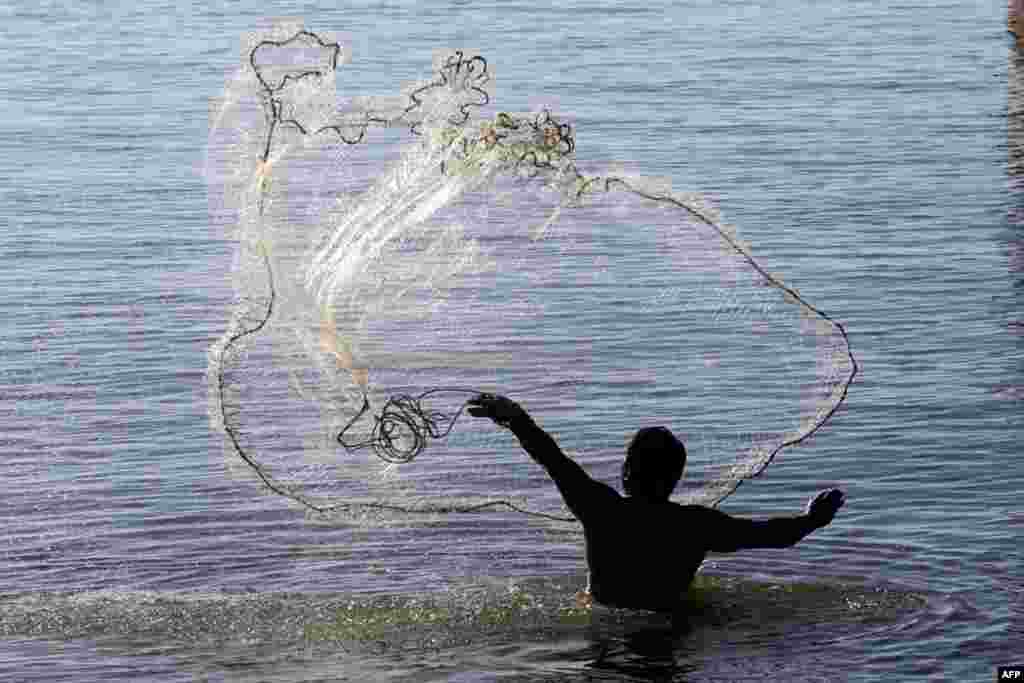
<box><xmin>467</xmin><ymin>394</ymin><xmax>617</xmax><ymax>521</ymax></box>
<box><xmin>700</xmin><ymin>489</ymin><xmax>846</xmax><ymax>552</ymax></box>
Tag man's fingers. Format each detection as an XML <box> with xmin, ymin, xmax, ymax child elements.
<box><xmin>809</xmin><ymin>489</ymin><xmax>845</xmax><ymax>516</ymax></box>
<box><xmin>820</xmin><ymin>489</ymin><xmax>845</xmax><ymax>512</ymax></box>
<box><xmin>468</xmin><ymin>394</ymin><xmax>500</xmax><ymax>419</ymax></box>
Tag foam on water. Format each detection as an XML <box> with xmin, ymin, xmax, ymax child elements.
<box><xmin>0</xmin><ymin>574</ymin><xmax>926</xmax><ymax>662</ymax></box>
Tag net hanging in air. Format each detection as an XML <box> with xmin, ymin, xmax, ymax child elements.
<box><xmin>204</xmin><ymin>22</ymin><xmax>858</xmax><ymax>526</ymax></box>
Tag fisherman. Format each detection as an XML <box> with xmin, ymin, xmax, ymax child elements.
<box><xmin>467</xmin><ymin>393</ymin><xmax>845</xmax><ymax>613</ymax></box>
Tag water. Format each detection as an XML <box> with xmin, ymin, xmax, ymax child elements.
<box><xmin>1</xmin><ymin>1</ymin><xmax>1019</xmax><ymax>681</ymax></box>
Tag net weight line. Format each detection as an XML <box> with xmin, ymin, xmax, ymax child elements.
<box><xmin>582</xmin><ymin>177</ymin><xmax>860</xmax><ymax>503</ymax></box>
<box><xmin>249</xmin><ymin>29</ymin><xmax>491</xmax><ymax>161</ymax></box>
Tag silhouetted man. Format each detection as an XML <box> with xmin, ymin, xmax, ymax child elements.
<box><xmin>468</xmin><ymin>393</ymin><xmax>845</xmax><ymax>613</ymax></box>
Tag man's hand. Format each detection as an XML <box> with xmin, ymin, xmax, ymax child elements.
<box><xmin>806</xmin><ymin>488</ymin><xmax>846</xmax><ymax>529</ymax></box>
<box><xmin>467</xmin><ymin>393</ymin><xmax>526</xmax><ymax>427</ymax></box>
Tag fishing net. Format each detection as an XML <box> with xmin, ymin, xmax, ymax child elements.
<box><xmin>204</xmin><ymin>22</ymin><xmax>857</xmax><ymax>525</ymax></box>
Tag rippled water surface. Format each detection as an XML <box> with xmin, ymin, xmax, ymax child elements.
<box><xmin>1</xmin><ymin>1</ymin><xmax>1019</xmax><ymax>681</ymax></box>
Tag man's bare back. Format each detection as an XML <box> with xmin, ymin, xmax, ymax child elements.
<box><xmin>468</xmin><ymin>393</ymin><xmax>845</xmax><ymax>613</ymax></box>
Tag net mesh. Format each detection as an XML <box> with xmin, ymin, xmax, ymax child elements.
<box><xmin>204</xmin><ymin>22</ymin><xmax>857</xmax><ymax>526</ymax></box>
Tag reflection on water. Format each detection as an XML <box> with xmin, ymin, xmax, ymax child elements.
<box><xmin>0</xmin><ymin>573</ymin><xmax>927</xmax><ymax>681</ymax></box>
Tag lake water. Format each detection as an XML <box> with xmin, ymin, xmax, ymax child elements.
<box><xmin>1</xmin><ymin>1</ymin><xmax>1019</xmax><ymax>681</ymax></box>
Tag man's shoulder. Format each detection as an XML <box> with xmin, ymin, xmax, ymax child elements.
<box><xmin>587</xmin><ymin>478</ymin><xmax>622</xmax><ymax>503</ymax></box>
<box><xmin>668</xmin><ymin>503</ymin><xmax>730</xmax><ymax>521</ymax></box>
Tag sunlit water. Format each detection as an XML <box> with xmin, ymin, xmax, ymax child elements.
<box><xmin>1</xmin><ymin>1</ymin><xmax>1019</xmax><ymax>681</ymax></box>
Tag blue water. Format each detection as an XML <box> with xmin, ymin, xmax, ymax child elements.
<box><xmin>1</xmin><ymin>1</ymin><xmax>1020</xmax><ymax>681</ymax></box>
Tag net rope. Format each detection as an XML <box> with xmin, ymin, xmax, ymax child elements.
<box><xmin>206</xmin><ymin>24</ymin><xmax>858</xmax><ymax>523</ymax></box>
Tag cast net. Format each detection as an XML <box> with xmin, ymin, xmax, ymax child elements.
<box><xmin>204</xmin><ymin>22</ymin><xmax>857</xmax><ymax>525</ymax></box>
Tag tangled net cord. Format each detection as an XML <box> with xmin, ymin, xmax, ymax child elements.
<box><xmin>337</xmin><ymin>388</ymin><xmax>496</xmax><ymax>464</ymax></box>
<box><xmin>212</xmin><ymin>27</ymin><xmax>858</xmax><ymax>521</ymax></box>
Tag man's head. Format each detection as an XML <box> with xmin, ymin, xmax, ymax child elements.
<box><xmin>622</xmin><ymin>426</ymin><xmax>686</xmax><ymax>501</ymax></box>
